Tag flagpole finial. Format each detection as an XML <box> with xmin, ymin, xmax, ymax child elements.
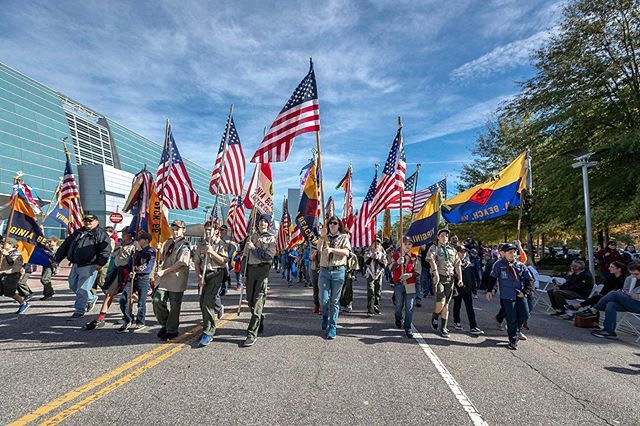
<box><xmin>309</xmin><ymin>57</ymin><xmax>313</xmax><ymax>68</ymax></box>
<box><xmin>397</xmin><ymin>116</ymin><xmax>402</xmax><ymax>128</ymax></box>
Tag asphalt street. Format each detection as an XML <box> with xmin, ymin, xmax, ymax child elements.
<box><xmin>1</xmin><ymin>269</ymin><xmax>639</xmax><ymax>425</ymax></box>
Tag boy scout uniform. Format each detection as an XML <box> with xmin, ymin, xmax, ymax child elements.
<box><xmin>0</xmin><ymin>245</ymin><xmax>23</xmax><ymax>298</ymax></box>
<box><xmin>152</xmin><ymin>236</ymin><xmax>191</xmax><ymax>335</ymax></box>
<box><xmin>245</xmin><ymin>230</ymin><xmax>276</xmax><ymax>339</ymax></box>
<box><xmin>194</xmin><ymin>236</ymin><xmax>228</xmax><ymax>337</ymax></box>
<box><xmin>104</xmin><ymin>240</ymin><xmax>136</xmax><ymax>295</ymax></box>
<box><xmin>427</xmin><ymin>243</ymin><xmax>460</xmax><ymax>304</ymax></box>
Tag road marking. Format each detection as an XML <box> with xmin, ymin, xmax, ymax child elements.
<box><xmin>0</xmin><ymin>317</ymin><xmax>18</xmax><ymax>324</ymax></box>
<box><xmin>7</xmin><ymin>324</ymin><xmax>202</xmax><ymax>426</ymax></box>
<box><xmin>412</xmin><ymin>326</ymin><xmax>488</xmax><ymax>426</ymax></box>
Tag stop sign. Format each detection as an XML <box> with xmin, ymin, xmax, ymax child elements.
<box><xmin>109</xmin><ymin>212</ymin><xmax>123</xmax><ymax>224</ymax></box>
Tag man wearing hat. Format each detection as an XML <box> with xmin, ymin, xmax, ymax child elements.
<box><xmin>152</xmin><ymin>220</ymin><xmax>192</xmax><ymax>341</ymax></box>
<box><xmin>427</xmin><ymin>228</ymin><xmax>463</xmax><ymax>338</ymax></box>
<box><xmin>485</xmin><ymin>243</ymin><xmax>533</xmax><ymax>350</ymax></box>
<box><xmin>0</xmin><ymin>237</ymin><xmax>30</xmax><ymax>314</ymax></box>
<box><xmin>193</xmin><ymin>221</ymin><xmax>229</xmax><ymax>346</ymax></box>
<box><xmin>242</xmin><ymin>213</ymin><xmax>276</xmax><ymax>347</ymax></box>
<box><xmin>55</xmin><ymin>214</ymin><xmax>113</xmax><ymax>320</ymax></box>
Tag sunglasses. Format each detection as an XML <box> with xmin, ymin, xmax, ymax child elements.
<box><xmin>328</xmin><ymin>221</ymin><xmax>339</xmax><ymax>225</ymax></box>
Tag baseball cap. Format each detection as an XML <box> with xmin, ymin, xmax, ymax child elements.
<box><xmin>258</xmin><ymin>214</ymin><xmax>273</xmax><ymax>224</ymax></box>
<box><xmin>171</xmin><ymin>220</ymin><xmax>186</xmax><ymax>229</ymax></box>
<box><xmin>500</xmin><ymin>243</ymin><xmax>517</xmax><ymax>252</ymax></box>
<box><xmin>437</xmin><ymin>228</ymin><xmax>450</xmax><ymax>236</ymax></box>
<box><xmin>83</xmin><ymin>214</ymin><xmax>98</xmax><ymax>222</ymax></box>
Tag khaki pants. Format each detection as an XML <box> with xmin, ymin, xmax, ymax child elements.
<box><xmin>41</xmin><ymin>267</ymin><xmax>55</xmax><ymax>297</ymax></box>
<box><xmin>152</xmin><ymin>288</ymin><xmax>184</xmax><ymax>334</ymax></box>
<box><xmin>245</xmin><ymin>263</ymin><xmax>269</xmax><ymax>338</ymax></box>
<box><xmin>200</xmin><ymin>269</ymin><xmax>224</xmax><ymax>336</ymax></box>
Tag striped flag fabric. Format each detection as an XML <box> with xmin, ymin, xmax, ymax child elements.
<box><xmin>325</xmin><ymin>196</ymin><xmax>335</xmax><ymax>218</ymax></box>
<box><xmin>251</xmin><ymin>60</ymin><xmax>320</xmax><ymax>163</ymax></box>
<box><xmin>351</xmin><ymin>169</ymin><xmax>378</xmax><ymax>248</ymax></box>
<box><xmin>288</xmin><ymin>223</ymin><xmax>304</xmax><ymax>249</ymax></box>
<box><xmin>209</xmin><ymin>110</ymin><xmax>246</xmax><ymax>196</ymax></box>
<box><xmin>60</xmin><ymin>149</ymin><xmax>84</xmax><ymax>234</ymax></box>
<box><xmin>387</xmin><ymin>170</ymin><xmax>416</xmax><ymax>210</ymax></box>
<box><xmin>227</xmin><ymin>196</ymin><xmax>248</xmax><ymax>243</ymax></box>
<box><xmin>156</xmin><ymin>121</ymin><xmax>200</xmax><ymax>210</ymax></box>
<box><xmin>276</xmin><ymin>199</ymin><xmax>291</xmax><ymax>252</ymax></box>
<box><xmin>367</xmin><ymin>126</ymin><xmax>406</xmax><ymax>221</ymax></box>
<box><xmin>412</xmin><ymin>178</ymin><xmax>447</xmax><ymax>213</ymax></box>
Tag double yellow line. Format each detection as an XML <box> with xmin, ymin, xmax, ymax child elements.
<box><xmin>9</xmin><ymin>315</ymin><xmax>235</xmax><ymax>426</ymax></box>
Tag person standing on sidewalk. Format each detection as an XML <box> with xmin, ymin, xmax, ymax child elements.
<box><xmin>242</xmin><ymin>214</ymin><xmax>277</xmax><ymax>347</ymax></box>
<box><xmin>40</xmin><ymin>236</ymin><xmax>59</xmax><ymax>301</ymax></box>
<box><xmin>318</xmin><ymin>216</ymin><xmax>352</xmax><ymax>340</ymax></box>
<box><xmin>152</xmin><ymin>220</ymin><xmax>191</xmax><ymax>341</ymax></box>
<box><xmin>55</xmin><ymin>214</ymin><xmax>112</xmax><ymax>321</ymax></box>
<box><xmin>391</xmin><ymin>236</ymin><xmax>421</xmax><ymax>338</ymax></box>
<box><xmin>365</xmin><ymin>237</ymin><xmax>387</xmax><ymax>316</ymax></box>
<box><xmin>485</xmin><ymin>243</ymin><xmax>533</xmax><ymax>350</ymax></box>
<box><xmin>193</xmin><ymin>222</ymin><xmax>229</xmax><ymax>347</ymax></box>
<box><xmin>427</xmin><ymin>228</ymin><xmax>463</xmax><ymax>338</ymax></box>
<box><xmin>119</xmin><ymin>232</ymin><xmax>155</xmax><ymax>333</ymax></box>
<box><xmin>0</xmin><ymin>238</ymin><xmax>30</xmax><ymax>314</ymax></box>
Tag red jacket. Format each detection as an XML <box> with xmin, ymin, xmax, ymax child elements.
<box><xmin>391</xmin><ymin>251</ymin><xmax>418</xmax><ymax>285</ymax></box>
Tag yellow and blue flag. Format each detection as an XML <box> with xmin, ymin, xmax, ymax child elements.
<box><xmin>126</xmin><ymin>171</ymin><xmax>171</xmax><ymax>247</ymax></box>
<box><xmin>295</xmin><ymin>161</ymin><xmax>320</xmax><ymax>247</ymax></box>
<box><xmin>442</xmin><ymin>152</ymin><xmax>530</xmax><ymax>224</ymax></box>
<box><xmin>8</xmin><ymin>192</ymin><xmax>53</xmax><ymax>267</ymax></box>
<box><xmin>405</xmin><ymin>190</ymin><xmax>441</xmax><ymax>254</ymax></box>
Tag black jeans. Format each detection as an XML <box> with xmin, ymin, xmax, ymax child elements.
<box><xmin>453</xmin><ymin>293</ymin><xmax>477</xmax><ymax>328</ymax></box>
<box><xmin>548</xmin><ymin>288</ymin><xmax>583</xmax><ymax>311</ymax></box>
<box><xmin>502</xmin><ymin>298</ymin><xmax>529</xmax><ymax>341</ymax></box>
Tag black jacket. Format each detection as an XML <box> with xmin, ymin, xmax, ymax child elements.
<box><xmin>559</xmin><ymin>270</ymin><xmax>593</xmax><ymax>298</ymax></box>
<box><xmin>55</xmin><ymin>226</ymin><xmax>112</xmax><ymax>267</ymax></box>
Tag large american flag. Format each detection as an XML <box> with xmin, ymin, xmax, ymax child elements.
<box><xmin>276</xmin><ymin>199</ymin><xmax>291</xmax><ymax>252</ymax></box>
<box><xmin>209</xmin><ymin>111</ymin><xmax>245</xmax><ymax>196</ymax></box>
<box><xmin>60</xmin><ymin>150</ymin><xmax>84</xmax><ymax>234</ymax></box>
<box><xmin>412</xmin><ymin>178</ymin><xmax>447</xmax><ymax>213</ymax></box>
<box><xmin>227</xmin><ymin>195</ymin><xmax>248</xmax><ymax>242</ymax></box>
<box><xmin>351</xmin><ymin>169</ymin><xmax>378</xmax><ymax>248</ymax></box>
<box><xmin>387</xmin><ymin>170</ymin><xmax>416</xmax><ymax>210</ymax></box>
<box><xmin>367</xmin><ymin>127</ymin><xmax>406</xmax><ymax>221</ymax></box>
<box><xmin>251</xmin><ymin>60</ymin><xmax>320</xmax><ymax>163</ymax></box>
<box><xmin>156</xmin><ymin>122</ymin><xmax>200</xmax><ymax>210</ymax></box>
<box><xmin>288</xmin><ymin>223</ymin><xmax>304</xmax><ymax>249</ymax></box>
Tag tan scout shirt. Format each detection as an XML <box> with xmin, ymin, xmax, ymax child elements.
<box><xmin>247</xmin><ymin>232</ymin><xmax>276</xmax><ymax>265</ymax></box>
<box><xmin>113</xmin><ymin>241</ymin><xmax>136</xmax><ymax>267</ymax></box>
<box><xmin>0</xmin><ymin>249</ymin><xmax>23</xmax><ymax>275</ymax></box>
<box><xmin>194</xmin><ymin>237</ymin><xmax>228</xmax><ymax>272</ymax></box>
<box><xmin>427</xmin><ymin>244</ymin><xmax>460</xmax><ymax>277</ymax></box>
<box><xmin>157</xmin><ymin>237</ymin><xmax>191</xmax><ymax>292</ymax></box>
<box><xmin>319</xmin><ymin>233</ymin><xmax>351</xmax><ymax>268</ymax></box>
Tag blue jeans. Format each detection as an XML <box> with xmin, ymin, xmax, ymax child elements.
<box><xmin>119</xmin><ymin>274</ymin><xmax>150</xmax><ymax>325</ymax></box>
<box><xmin>594</xmin><ymin>291</ymin><xmax>640</xmax><ymax>332</ymax></box>
<box><xmin>319</xmin><ymin>266</ymin><xmax>346</xmax><ymax>329</ymax></box>
<box><xmin>68</xmin><ymin>264</ymin><xmax>98</xmax><ymax>315</ymax></box>
<box><xmin>394</xmin><ymin>284</ymin><xmax>415</xmax><ymax>332</ymax></box>
<box><xmin>416</xmin><ymin>271</ymin><xmax>432</xmax><ymax>299</ymax></box>
<box><xmin>502</xmin><ymin>297</ymin><xmax>530</xmax><ymax>341</ymax></box>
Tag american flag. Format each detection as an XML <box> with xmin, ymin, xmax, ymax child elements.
<box><xmin>156</xmin><ymin>121</ymin><xmax>200</xmax><ymax>210</ymax></box>
<box><xmin>60</xmin><ymin>150</ymin><xmax>84</xmax><ymax>234</ymax></box>
<box><xmin>387</xmin><ymin>170</ymin><xmax>416</xmax><ymax>210</ymax></box>
<box><xmin>251</xmin><ymin>60</ymin><xmax>320</xmax><ymax>163</ymax></box>
<box><xmin>227</xmin><ymin>196</ymin><xmax>248</xmax><ymax>242</ymax></box>
<box><xmin>209</xmin><ymin>110</ymin><xmax>246</xmax><ymax>196</ymax></box>
<box><xmin>351</xmin><ymin>169</ymin><xmax>378</xmax><ymax>248</ymax></box>
<box><xmin>288</xmin><ymin>223</ymin><xmax>304</xmax><ymax>249</ymax></box>
<box><xmin>276</xmin><ymin>199</ymin><xmax>291</xmax><ymax>252</ymax></box>
<box><xmin>412</xmin><ymin>178</ymin><xmax>447</xmax><ymax>213</ymax></box>
<box><xmin>367</xmin><ymin>126</ymin><xmax>406</xmax><ymax>221</ymax></box>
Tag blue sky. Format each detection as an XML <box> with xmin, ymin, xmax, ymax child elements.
<box><xmin>0</xmin><ymin>0</ymin><xmax>564</xmax><ymax>216</ymax></box>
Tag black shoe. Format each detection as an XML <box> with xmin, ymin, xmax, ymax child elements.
<box><xmin>395</xmin><ymin>319</ymin><xmax>402</xmax><ymax>329</ymax></box>
<box><xmin>591</xmin><ymin>330</ymin><xmax>618</xmax><ymax>340</ymax></box>
<box><xmin>24</xmin><ymin>293</ymin><xmax>34</xmax><ymax>303</ymax></box>
<box><xmin>164</xmin><ymin>332</ymin><xmax>179</xmax><ymax>341</ymax></box>
<box><xmin>415</xmin><ymin>300</ymin><xmax>422</xmax><ymax>307</ymax></box>
<box><xmin>550</xmin><ymin>311</ymin><xmax>564</xmax><ymax>316</ymax></box>
<box><xmin>440</xmin><ymin>328</ymin><xmax>450</xmax><ymax>338</ymax></box>
<box><xmin>258</xmin><ymin>316</ymin><xmax>264</xmax><ymax>334</ymax></box>
<box><xmin>405</xmin><ymin>331</ymin><xmax>414</xmax><ymax>339</ymax></box>
<box><xmin>431</xmin><ymin>317</ymin><xmax>439</xmax><ymax>331</ymax></box>
<box><xmin>85</xmin><ymin>319</ymin><xmax>105</xmax><ymax>330</ymax></box>
<box><xmin>243</xmin><ymin>336</ymin><xmax>256</xmax><ymax>347</ymax></box>
<box><xmin>507</xmin><ymin>340</ymin><xmax>518</xmax><ymax>350</ymax></box>
<box><xmin>40</xmin><ymin>295</ymin><xmax>54</xmax><ymax>301</ymax></box>
<box><xmin>157</xmin><ymin>328</ymin><xmax>167</xmax><ymax>339</ymax></box>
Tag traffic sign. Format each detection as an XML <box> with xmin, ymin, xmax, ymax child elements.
<box><xmin>109</xmin><ymin>212</ymin><xmax>123</xmax><ymax>224</ymax></box>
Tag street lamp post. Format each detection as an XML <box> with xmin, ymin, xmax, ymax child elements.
<box><xmin>572</xmin><ymin>152</ymin><xmax>598</xmax><ymax>280</ymax></box>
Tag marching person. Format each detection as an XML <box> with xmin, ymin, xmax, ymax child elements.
<box><xmin>318</xmin><ymin>216</ymin><xmax>352</xmax><ymax>340</ymax></box>
<box><xmin>219</xmin><ymin>225</ymin><xmax>235</xmax><ymax>296</ymax></box>
<box><xmin>119</xmin><ymin>231</ymin><xmax>155</xmax><ymax>333</ymax></box>
<box><xmin>242</xmin><ymin>214</ymin><xmax>277</xmax><ymax>347</ymax></box>
<box><xmin>86</xmin><ymin>227</ymin><xmax>135</xmax><ymax>330</ymax></box>
<box><xmin>486</xmin><ymin>243</ymin><xmax>533</xmax><ymax>350</ymax></box>
<box><xmin>55</xmin><ymin>214</ymin><xmax>112</xmax><ymax>321</ymax></box>
<box><xmin>391</xmin><ymin>236</ymin><xmax>421</xmax><ymax>338</ymax></box>
<box><xmin>40</xmin><ymin>236</ymin><xmax>59</xmax><ymax>300</ymax></box>
<box><xmin>17</xmin><ymin>263</ymin><xmax>35</xmax><ymax>302</ymax></box>
<box><xmin>0</xmin><ymin>237</ymin><xmax>30</xmax><ymax>314</ymax></box>
<box><xmin>452</xmin><ymin>246</ymin><xmax>485</xmax><ymax>335</ymax></box>
<box><xmin>193</xmin><ymin>221</ymin><xmax>229</xmax><ymax>347</ymax></box>
<box><xmin>152</xmin><ymin>220</ymin><xmax>191</xmax><ymax>341</ymax></box>
<box><xmin>311</xmin><ymin>238</ymin><xmax>320</xmax><ymax>314</ymax></box>
<box><xmin>365</xmin><ymin>237</ymin><xmax>387</xmax><ymax>316</ymax></box>
<box><xmin>427</xmin><ymin>228</ymin><xmax>463</xmax><ymax>338</ymax></box>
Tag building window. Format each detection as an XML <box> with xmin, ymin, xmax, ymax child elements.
<box><xmin>62</xmin><ymin>100</ymin><xmax>114</xmax><ymax>167</ymax></box>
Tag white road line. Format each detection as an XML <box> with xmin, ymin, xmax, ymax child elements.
<box><xmin>412</xmin><ymin>326</ymin><xmax>488</xmax><ymax>426</ymax></box>
<box><xmin>0</xmin><ymin>317</ymin><xmax>18</xmax><ymax>324</ymax></box>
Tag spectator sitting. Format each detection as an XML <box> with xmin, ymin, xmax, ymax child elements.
<box><xmin>547</xmin><ymin>260</ymin><xmax>593</xmax><ymax>316</ymax></box>
<box><xmin>588</xmin><ymin>261</ymin><xmax>640</xmax><ymax>339</ymax></box>
<box><xmin>569</xmin><ymin>261</ymin><xmax>630</xmax><ymax>316</ymax></box>
<box><xmin>595</xmin><ymin>241</ymin><xmax>623</xmax><ymax>279</ymax></box>
<box><xmin>624</xmin><ymin>244</ymin><xmax>639</xmax><ymax>263</ymax></box>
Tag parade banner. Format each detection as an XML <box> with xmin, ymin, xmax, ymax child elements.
<box><xmin>244</xmin><ymin>163</ymin><xmax>273</xmax><ymax>215</ymax></box>
<box><xmin>295</xmin><ymin>162</ymin><xmax>320</xmax><ymax>247</ymax></box>
<box><xmin>46</xmin><ymin>198</ymin><xmax>70</xmax><ymax>228</ymax></box>
<box><xmin>405</xmin><ymin>190</ymin><xmax>440</xmax><ymax>254</ymax></box>
<box><xmin>8</xmin><ymin>194</ymin><xmax>52</xmax><ymax>267</ymax></box>
<box><xmin>441</xmin><ymin>152</ymin><xmax>529</xmax><ymax>224</ymax></box>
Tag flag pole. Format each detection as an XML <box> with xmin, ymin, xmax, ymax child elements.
<box><xmin>409</xmin><ymin>163</ymin><xmax>421</xmax><ymax>223</ymax></box>
<box><xmin>153</xmin><ymin>120</ymin><xmax>171</xmax><ymax>285</ymax></box>
<box><xmin>2</xmin><ymin>172</ymin><xmax>22</xmax><ymax>244</ymax></box>
<box><xmin>515</xmin><ymin>147</ymin><xmax>530</xmax><ymax>242</ymax></box>
<box><xmin>129</xmin><ymin>166</ymin><xmax>148</xmax><ymax>317</ymax></box>
<box><xmin>397</xmin><ymin>117</ymin><xmax>406</xmax><ymax>276</ymax></box>
<box><xmin>40</xmin><ymin>177</ymin><xmax>63</xmax><ymax>225</ymax></box>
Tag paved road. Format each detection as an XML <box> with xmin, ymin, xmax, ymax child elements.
<box><xmin>1</xmin><ymin>270</ymin><xmax>639</xmax><ymax>425</ymax></box>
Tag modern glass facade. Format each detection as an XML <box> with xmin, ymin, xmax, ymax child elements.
<box><xmin>0</xmin><ymin>62</ymin><xmax>222</xmax><ymax>233</ymax></box>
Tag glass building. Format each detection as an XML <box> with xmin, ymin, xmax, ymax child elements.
<box><xmin>0</xmin><ymin>62</ymin><xmax>225</xmax><ymax>236</ymax></box>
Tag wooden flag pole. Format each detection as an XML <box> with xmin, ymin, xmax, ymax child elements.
<box><xmin>315</xmin><ymin>131</ymin><xmax>327</xmax><ymax>225</ymax></box>
<box><xmin>1</xmin><ymin>173</ymin><xmax>22</xmax><ymax>265</ymax></box>
<box><xmin>397</xmin><ymin>116</ymin><xmax>406</xmax><ymax>276</ymax></box>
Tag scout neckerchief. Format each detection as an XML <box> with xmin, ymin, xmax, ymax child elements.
<box><xmin>328</xmin><ymin>233</ymin><xmax>339</xmax><ymax>262</ymax></box>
